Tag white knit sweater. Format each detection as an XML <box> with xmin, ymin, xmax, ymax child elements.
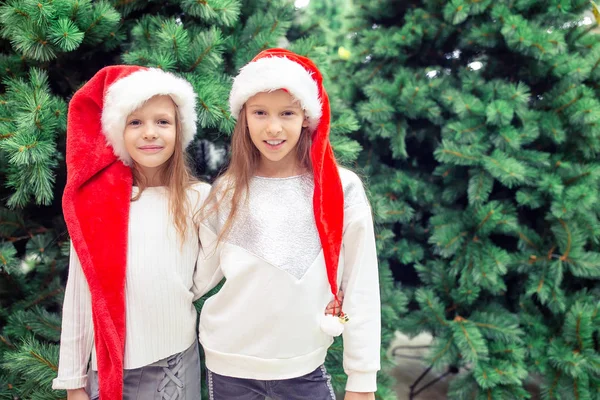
<box><xmin>52</xmin><ymin>182</ymin><xmax>211</xmax><ymax>390</ymax></box>
<box><xmin>194</xmin><ymin>168</ymin><xmax>381</xmax><ymax>392</ymax></box>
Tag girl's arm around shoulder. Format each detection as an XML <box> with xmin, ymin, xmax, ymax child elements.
<box><xmin>52</xmin><ymin>243</ymin><xmax>95</xmax><ymax>391</ymax></box>
<box><xmin>338</xmin><ymin>168</ymin><xmax>381</xmax><ymax>394</ymax></box>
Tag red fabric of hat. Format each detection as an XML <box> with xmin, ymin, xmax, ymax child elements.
<box><xmin>63</xmin><ymin>65</ymin><xmax>142</xmax><ymax>399</ymax></box>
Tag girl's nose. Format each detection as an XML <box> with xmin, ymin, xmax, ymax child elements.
<box><xmin>142</xmin><ymin>125</ymin><xmax>158</xmax><ymax>140</ymax></box>
<box><xmin>266</xmin><ymin>119</ymin><xmax>283</xmax><ymax>136</ymax></box>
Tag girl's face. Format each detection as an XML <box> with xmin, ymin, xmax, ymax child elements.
<box><xmin>124</xmin><ymin>95</ymin><xmax>177</xmax><ymax>180</ymax></box>
<box><xmin>245</xmin><ymin>90</ymin><xmax>309</xmax><ymax>174</ymax></box>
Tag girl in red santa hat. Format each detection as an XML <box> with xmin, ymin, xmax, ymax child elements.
<box><xmin>52</xmin><ymin>65</ymin><xmax>341</xmax><ymax>400</ymax></box>
<box><xmin>52</xmin><ymin>66</ymin><xmax>210</xmax><ymax>400</ymax></box>
<box><xmin>193</xmin><ymin>49</ymin><xmax>381</xmax><ymax>400</ymax></box>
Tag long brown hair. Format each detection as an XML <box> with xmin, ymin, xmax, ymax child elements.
<box><xmin>131</xmin><ymin>104</ymin><xmax>196</xmax><ymax>242</ymax></box>
<box><xmin>200</xmin><ymin>104</ymin><xmax>312</xmax><ymax>242</ymax></box>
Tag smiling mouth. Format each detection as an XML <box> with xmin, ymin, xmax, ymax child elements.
<box><xmin>138</xmin><ymin>145</ymin><xmax>164</xmax><ymax>153</ymax></box>
<box><xmin>264</xmin><ymin>140</ymin><xmax>285</xmax><ymax>149</ymax></box>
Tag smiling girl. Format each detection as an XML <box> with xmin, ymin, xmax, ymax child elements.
<box><xmin>193</xmin><ymin>49</ymin><xmax>381</xmax><ymax>400</ymax></box>
<box><xmin>54</xmin><ymin>66</ymin><xmax>209</xmax><ymax>400</ymax></box>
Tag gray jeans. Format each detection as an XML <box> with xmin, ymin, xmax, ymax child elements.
<box><xmin>207</xmin><ymin>365</ymin><xmax>336</xmax><ymax>400</ymax></box>
<box><xmin>87</xmin><ymin>341</ymin><xmax>201</xmax><ymax>400</ymax></box>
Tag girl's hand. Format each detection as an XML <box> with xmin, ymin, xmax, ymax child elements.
<box><xmin>67</xmin><ymin>388</ymin><xmax>90</xmax><ymax>400</ymax></box>
<box><xmin>324</xmin><ymin>290</ymin><xmax>344</xmax><ymax>315</ymax></box>
<box><xmin>344</xmin><ymin>392</ymin><xmax>375</xmax><ymax>400</ymax></box>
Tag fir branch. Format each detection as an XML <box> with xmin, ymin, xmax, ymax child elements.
<box><xmin>84</xmin><ymin>14</ymin><xmax>104</xmax><ymax>34</ymax></box>
<box><xmin>29</xmin><ymin>349</ymin><xmax>57</xmax><ymax>372</ymax></box>
<box><xmin>591</xmin><ymin>57</ymin><xmax>600</xmax><ymax>74</ymax></box>
<box><xmin>557</xmin><ymin>219</ymin><xmax>572</xmax><ymax>261</ymax></box>
<box><xmin>431</xmin><ymin>337</ymin><xmax>454</xmax><ymax>363</ymax></box>
<box><xmin>554</xmin><ymin>96</ymin><xmax>581</xmax><ymax>114</ymax></box>
<box><xmin>440</xmin><ymin>149</ymin><xmax>477</xmax><ymax>161</ymax></box>
<box><xmin>564</xmin><ymin>172</ymin><xmax>591</xmax><ymax>186</ymax></box>
<box><xmin>189</xmin><ymin>44</ymin><xmax>213</xmax><ymax>71</ymax></box>
<box><xmin>0</xmin><ymin>334</ymin><xmax>15</xmax><ymax>349</ymax></box>
<box><xmin>454</xmin><ymin>317</ymin><xmax>478</xmax><ymax>356</ymax></box>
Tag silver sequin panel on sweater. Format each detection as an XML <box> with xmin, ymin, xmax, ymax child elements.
<box><xmin>206</xmin><ymin>168</ymin><xmax>368</xmax><ymax>280</ymax></box>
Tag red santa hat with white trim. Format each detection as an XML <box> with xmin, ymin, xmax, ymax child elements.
<box><xmin>62</xmin><ymin>65</ymin><xmax>196</xmax><ymax>399</ymax></box>
<box><xmin>229</xmin><ymin>49</ymin><xmax>347</xmax><ymax>336</ymax></box>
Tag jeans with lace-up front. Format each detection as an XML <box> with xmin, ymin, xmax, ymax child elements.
<box><xmin>87</xmin><ymin>341</ymin><xmax>201</xmax><ymax>400</ymax></box>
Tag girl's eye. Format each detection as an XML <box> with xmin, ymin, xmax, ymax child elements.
<box><xmin>254</xmin><ymin>110</ymin><xmax>266</xmax><ymax>116</ymax></box>
<box><xmin>158</xmin><ymin>119</ymin><xmax>170</xmax><ymax>125</ymax></box>
<box><xmin>128</xmin><ymin>120</ymin><xmax>141</xmax><ymax>126</ymax></box>
<box><xmin>282</xmin><ymin>111</ymin><xmax>295</xmax><ymax>116</ymax></box>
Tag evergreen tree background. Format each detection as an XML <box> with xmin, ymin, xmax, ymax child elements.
<box><xmin>293</xmin><ymin>0</ymin><xmax>600</xmax><ymax>398</ymax></box>
<box><xmin>1</xmin><ymin>0</ymin><xmax>600</xmax><ymax>399</ymax></box>
<box><xmin>0</xmin><ymin>0</ymin><xmax>370</xmax><ymax>399</ymax></box>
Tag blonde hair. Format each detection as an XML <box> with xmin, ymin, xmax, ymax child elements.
<box><xmin>200</xmin><ymin>104</ymin><xmax>312</xmax><ymax>242</ymax></box>
<box><xmin>131</xmin><ymin>103</ymin><xmax>196</xmax><ymax>242</ymax></box>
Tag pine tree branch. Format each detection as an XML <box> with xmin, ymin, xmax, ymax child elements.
<box><xmin>5</xmin><ymin>235</ymin><xmax>32</xmax><ymax>242</ymax></box>
<box><xmin>476</xmin><ymin>210</ymin><xmax>494</xmax><ymax>232</ymax></box>
<box><xmin>367</xmin><ymin>64</ymin><xmax>383</xmax><ymax>81</ymax></box>
<box><xmin>455</xmin><ymin>316</ymin><xmax>477</xmax><ymax>355</ymax></box>
<box><xmin>518</xmin><ymin>231</ymin><xmax>538</xmax><ymax>249</ymax></box>
<box><xmin>537</xmin><ymin>273</ymin><xmax>545</xmax><ymax>293</ymax></box>
<box><xmin>571</xmin><ymin>24</ymin><xmax>598</xmax><ymax>43</ymax></box>
<box><xmin>591</xmin><ymin>58</ymin><xmax>600</xmax><ymax>75</ymax></box>
<box><xmin>24</xmin><ymin>287</ymin><xmax>64</xmax><ymax>309</ymax></box>
<box><xmin>188</xmin><ymin>45</ymin><xmax>212</xmax><ymax>71</ymax></box>
<box><xmin>557</xmin><ymin>219</ymin><xmax>572</xmax><ymax>261</ymax></box>
<box><xmin>444</xmin><ymin>231</ymin><xmax>468</xmax><ymax>250</ymax></box>
<box><xmin>575</xmin><ymin>314</ymin><xmax>582</xmax><ymax>351</ymax></box>
<box><xmin>0</xmin><ymin>132</ymin><xmax>15</xmax><ymax>139</ymax></box>
<box><xmin>427</xmin><ymin>298</ymin><xmax>449</xmax><ymax>326</ymax></box>
<box><xmin>29</xmin><ymin>349</ymin><xmax>58</xmax><ymax>372</ymax></box>
<box><xmin>461</xmin><ymin>123</ymin><xmax>486</xmax><ymax>134</ymax></box>
<box><xmin>84</xmin><ymin>11</ymin><xmax>108</xmax><ymax>34</ymax></box>
<box><xmin>554</xmin><ymin>96</ymin><xmax>581</xmax><ymax>114</ymax></box>
<box><xmin>440</xmin><ymin>149</ymin><xmax>478</xmax><ymax>161</ymax></box>
<box><xmin>431</xmin><ymin>337</ymin><xmax>454</xmax><ymax>364</ymax></box>
<box><xmin>564</xmin><ymin>172</ymin><xmax>591</xmax><ymax>186</ymax></box>
<box><xmin>556</xmin><ymin>84</ymin><xmax>577</xmax><ymax>98</ymax></box>
<box><xmin>0</xmin><ymin>335</ymin><xmax>15</xmax><ymax>349</ymax></box>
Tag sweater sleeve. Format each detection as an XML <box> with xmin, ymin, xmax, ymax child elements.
<box><xmin>340</xmin><ymin>204</ymin><xmax>381</xmax><ymax>393</ymax></box>
<box><xmin>192</xmin><ymin>222</ymin><xmax>224</xmax><ymax>301</ymax></box>
<box><xmin>52</xmin><ymin>243</ymin><xmax>94</xmax><ymax>390</ymax></box>
<box><xmin>189</xmin><ymin>182</ymin><xmax>224</xmax><ymax>301</ymax></box>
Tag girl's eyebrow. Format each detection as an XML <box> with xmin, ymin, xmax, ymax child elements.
<box><xmin>127</xmin><ymin>112</ymin><xmax>174</xmax><ymax>119</ymax></box>
<box><xmin>247</xmin><ymin>103</ymin><xmax>302</xmax><ymax>109</ymax></box>
<box><xmin>154</xmin><ymin>112</ymin><xmax>175</xmax><ymax>119</ymax></box>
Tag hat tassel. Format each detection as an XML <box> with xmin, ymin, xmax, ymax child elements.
<box><xmin>320</xmin><ymin>294</ymin><xmax>349</xmax><ymax>337</ymax></box>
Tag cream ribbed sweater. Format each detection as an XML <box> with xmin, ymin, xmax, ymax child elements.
<box><xmin>52</xmin><ymin>182</ymin><xmax>211</xmax><ymax>390</ymax></box>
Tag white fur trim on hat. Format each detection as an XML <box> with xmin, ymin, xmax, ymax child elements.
<box><xmin>101</xmin><ymin>68</ymin><xmax>197</xmax><ymax>165</ymax></box>
<box><xmin>229</xmin><ymin>56</ymin><xmax>322</xmax><ymax>132</ymax></box>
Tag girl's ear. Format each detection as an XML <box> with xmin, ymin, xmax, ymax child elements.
<box><xmin>302</xmin><ymin>117</ymin><xmax>309</xmax><ymax>128</ymax></box>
